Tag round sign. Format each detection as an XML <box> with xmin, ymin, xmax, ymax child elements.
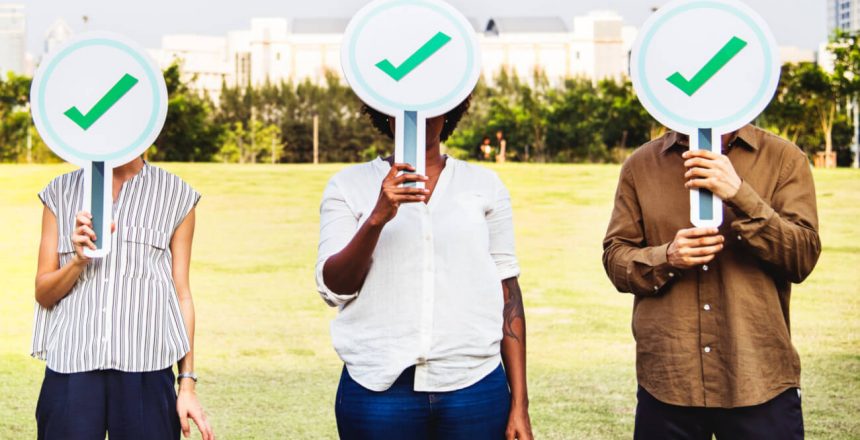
<box><xmin>341</xmin><ymin>0</ymin><xmax>481</xmax><ymax>117</ymax></box>
<box><xmin>31</xmin><ymin>32</ymin><xmax>168</xmax><ymax>167</ymax></box>
<box><xmin>630</xmin><ymin>0</ymin><xmax>780</xmax><ymax>135</ymax></box>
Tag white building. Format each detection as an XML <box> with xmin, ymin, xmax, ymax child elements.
<box><xmin>0</xmin><ymin>3</ymin><xmax>26</xmax><ymax>75</ymax></box>
<box><xmin>828</xmin><ymin>0</ymin><xmax>860</xmax><ymax>33</ymax></box>
<box><xmin>44</xmin><ymin>18</ymin><xmax>73</xmax><ymax>55</ymax></box>
<box><xmin>150</xmin><ymin>35</ymin><xmax>231</xmax><ymax>98</ymax></box>
<box><xmin>479</xmin><ymin>12</ymin><xmax>636</xmax><ymax>83</ymax></box>
<box><xmin>153</xmin><ymin>12</ymin><xmax>639</xmax><ymax>99</ymax></box>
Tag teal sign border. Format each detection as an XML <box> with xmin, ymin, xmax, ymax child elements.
<box><xmin>36</xmin><ymin>38</ymin><xmax>162</xmax><ymax>163</ymax></box>
<box><xmin>347</xmin><ymin>0</ymin><xmax>476</xmax><ymax>113</ymax></box>
<box><xmin>637</xmin><ymin>1</ymin><xmax>775</xmax><ymax>129</ymax></box>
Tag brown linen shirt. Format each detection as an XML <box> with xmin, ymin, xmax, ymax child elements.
<box><xmin>602</xmin><ymin>124</ymin><xmax>821</xmax><ymax>408</ymax></box>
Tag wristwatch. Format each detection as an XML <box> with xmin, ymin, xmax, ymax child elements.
<box><xmin>177</xmin><ymin>372</ymin><xmax>198</xmax><ymax>383</ymax></box>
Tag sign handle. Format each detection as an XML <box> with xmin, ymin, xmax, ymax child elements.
<box><xmin>689</xmin><ymin>128</ymin><xmax>723</xmax><ymax>228</ymax></box>
<box><xmin>394</xmin><ymin>110</ymin><xmax>426</xmax><ymax>189</ymax></box>
<box><xmin>83</xmin><ymin>161</ymin><xmax>113</xmax><ymax>258</ymax></box>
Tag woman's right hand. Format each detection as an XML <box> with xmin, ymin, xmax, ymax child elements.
<box><xmin>368</xmin><ymin>163</ymin><xmax>429</xmax><ymax>226</ymax></box>
<box><xmin>71</xmin><ymin>211</ymin><xmax>97</xmax><ymax>266</ymax></box>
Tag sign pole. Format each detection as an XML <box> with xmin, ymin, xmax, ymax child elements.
<box><xmin>689</xmin><ymin>128</ymin><xmax>723</xmax><ymax>228</ymax></box>
<box><xmin>82</xmin><ymin>161</ymin><xmax>113</xmax><ymax>258</ymax></box>
<box><xmin>396</xmin><ymin>110</ymin><xmax>426</xmax><ymax>189</ymax></box>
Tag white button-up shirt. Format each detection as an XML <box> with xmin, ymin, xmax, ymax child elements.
<box><xmin>316</xmin><ymin>157</ymin><xmax>520</xmax><ymax>392</ymax></box>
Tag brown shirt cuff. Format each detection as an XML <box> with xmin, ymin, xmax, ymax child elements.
<box><xmin>632</xmin><ymin>243</ymin><xmax>679</xmax><ymax>294</ymax></box>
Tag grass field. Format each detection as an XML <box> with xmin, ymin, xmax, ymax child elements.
<box><xmin>0</xmin><ymin>162</ymin><xmax>858</xmax><ymax>439</ymax></box>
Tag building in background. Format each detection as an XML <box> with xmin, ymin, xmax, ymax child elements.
<box><xmin>150</xmin><ymin>35</ymin><xmax>231</xmax><ymax>99</ymax></box>
<box><xmin>152</xmin><ymin>11</ymin><xmax>639</xmax><ymax>99</ymax></box>
<box><xmin>480</xmin><ymin>11</ymin><xmax>636</xmax><ymax>83</ymax></box>
<box><xmin>828</xmin><ymin>0</ymin><xmax>860</xmax><ymax>33</ymax></box>
<box><xmin>0</xmin><ymin>3</ymin><xmax>26</xmax><ymax>75</ymax></box>
<box><xmin>44</xmin><ymin>18</ymin><xmax>73</xmax><ymax>55</ymax></box>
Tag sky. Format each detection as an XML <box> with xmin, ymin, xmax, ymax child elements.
<box><xmin>15</xmin><ymin>0</ymin><xmax>827</xmax><ymax>54</ymax></box>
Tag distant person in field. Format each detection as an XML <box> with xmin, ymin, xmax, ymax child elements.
<box><xmin>33</xmin><ymin>157</ymin><xmax>214</xmax><ymax>440</ymax></box>
<box><xmin>480</xmin><ymin>136</ymin><xmax>494</xmax><ymax>161</ymax></box>
<box><xmin>602</xmin><ymin>125</ymin><xmax>820</xmax><ymax>439</ymax></box>
<box><xmin>315</xmin><ymin>96</ymin><xmax>533</xmax><ymax>440</ymax></box>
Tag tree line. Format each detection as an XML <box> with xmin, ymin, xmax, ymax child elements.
<box><xmin>2</xmin><ymin>34</ymin><xmax>859</xmax><ymax>166</ymax></box>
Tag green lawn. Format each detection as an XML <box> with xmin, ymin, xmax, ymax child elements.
<box><xmin>1</xmin><ymin>163</ymin><xmax>858</xmax><ymax>439</ymax></box>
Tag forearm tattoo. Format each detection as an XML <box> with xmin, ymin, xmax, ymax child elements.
<box><xmin>502</xmin><ymin>278</ymin><xmax>525</xmax><ymax>342</ymax></box>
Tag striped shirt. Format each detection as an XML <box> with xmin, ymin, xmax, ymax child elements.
<box><xmin>32</xmin><ymin>162</ymin><xmax>200</xmax><ymax>374</ymax></box>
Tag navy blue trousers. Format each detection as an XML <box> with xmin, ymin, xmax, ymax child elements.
<box><xmin>634</xmin><ymin>386</ymin><xmax>804</xmax><ymax>440</ymax></box>
<box><xmin>36</xmin><ymin>367</ymin><xmax>180</xmax><ymax>440</ymax></box>
<box><xmin>336</xmin><ymin>364</ymin><xmax>511</xmax><ymax>440</ymax></box>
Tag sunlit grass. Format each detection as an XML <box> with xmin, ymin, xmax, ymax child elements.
<box><xmin>1</xmin><ymin>163</ymin><xmax>857</xmax><ymax>439</ymax></box>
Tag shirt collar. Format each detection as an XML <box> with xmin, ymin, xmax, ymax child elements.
<box><xmin>660</xmin><ymin>124</ymin><xmax>759</xmax><ymax>154</ymax></box>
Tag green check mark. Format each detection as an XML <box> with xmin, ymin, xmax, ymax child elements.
<box><xmin>667</xmin><ymin>36</ymin><xmax>748</xmax><ymax>97</ymax></box>
<box><xmin>64</xmin><ymin>73</ymin><xmax>139</xmax><ymax>130</ymax></box>
<box><xmin>375</xmin><ymin>31</ymin><xmax>452</xmax><ymax>81</ymax></box>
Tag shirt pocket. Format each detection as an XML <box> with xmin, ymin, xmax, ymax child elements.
<box><xmin>120</xmin><ymin>226</ymin><xmax>172</xmax><ymax>281</ymax></box>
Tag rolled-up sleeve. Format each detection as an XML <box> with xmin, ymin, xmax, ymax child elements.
<box><xmin>316</xmin><ymin>178</ymin><xmax>360</xmax><ymax>307</ymax></box>
<box><xmin>487</xmin><ymin>173</ymin><xmax>520</xmax><ymax>280</ymax></box>
<box><xmin>726</xmin><ymin>150</ymin><xmax>821</xmax><ymax>283</ymax></box>
<box><xmin>603</xmin><ymin>162</ymin><xmax>679</xmax><ymax>296</ymax></box>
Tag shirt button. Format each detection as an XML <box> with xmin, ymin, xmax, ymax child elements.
<box><xmin>702</xmin><ymin>265</ymin><xmax>709</xmax><ymax>272</ymax></box>
<box><xmin>704</xmin><ymin>346</ymin><xmax>712</xmax><ymax>353</ymax></box>
<box><xmin>737</xmin><ymin>235</ymin><xmax>742</xmax><ymax>241</ymax></box>
<box><xmin>668</xmin><ymin>272</ymin><xmax>675</xmax><ymax>278</ymax></box>
<box><xmin>703</xmin><ymin>304</ymin><xmax>711</xmax><ymax>311</ymax></box>
<box><xmin>653</xmin><ymin>286</ymin><xmax>659</xmax><ymax>291</ymax></box>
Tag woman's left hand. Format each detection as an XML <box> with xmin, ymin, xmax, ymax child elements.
<box><xmin>506</xmin><ymin>404</ymin><xmax>533</xmax><ymax>440</ymax></box>
<box><xmin>177</xmin><ymin>388</ymin><xmax>215</xmax><ymax>440</ymax></box>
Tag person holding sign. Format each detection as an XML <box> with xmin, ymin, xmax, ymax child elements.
<box><xmin>29</xmin><ymin>33</ymin><xmax>213</xmax><ymax>440</ymax></box>
<box><xmin>606</xmin><ymin>1</ymin><xmax>822</xmax><ymax>438</ymax></box>
<box><xmin>33</xmin><ymin>157</ymin><xmax>213</xmax><ymax>440</ymax></box>
<box><xmin>320</xmin><ymin>1</ymin><xmax>531</xmax><ymax>438</ymax></box>
<box><xmin>316</xmin><ymin>97</ymin><xmax>532</xmax><ymax>440</ymax></box>
<box><xmin>603</xmin><ymin>126</ymin><xmax>820</xmax><ymax>439</ymax></box>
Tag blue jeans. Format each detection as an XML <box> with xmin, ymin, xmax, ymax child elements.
<box><xmin>336</xmin><ymin>364</ymin><xmax>511</xmax><ymax>440</ymax></box>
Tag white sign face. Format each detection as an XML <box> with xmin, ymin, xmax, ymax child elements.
<box><xmin>342</xmin><ymin>0</ymin><xmax>481</xmax><ymax>118</ymax></box>
<box><xmin>31</xmin><ymin>32</ymin><xmax>168</xmax><ymax>168</ymax></box>
<box><xmin>631</xmin><ymin>0</ymin><xmax>780</xmax><ymax>135</ymax></box>
<box><xmin>630</xmin><ymin>0</ymin><xmax>780</xmax><ymax>228</ymax></box>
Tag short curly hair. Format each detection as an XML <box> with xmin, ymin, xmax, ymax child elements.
<box><xmin>362</xmin><ymin>95</ymin><xmax>471</xmax><ymax>142</ymax></box>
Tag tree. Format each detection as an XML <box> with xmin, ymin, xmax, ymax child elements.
<box><xmin>796</xmin><ymin>62</ymin><xmax>840</xmax><ymax>165</ymax></box>
<box><xmin>830</xmin><ymin>30</ymin><xmax>860</xmax><ymax>166</ymax></box>
<box><xmin>594</xmin><ymin>79</ymin><xmax>655</xmax><ymax>151</ymax></box>
<box><xmin>546</xmin><ymin>77</ymin><xmax>605</xmax><ymax>162</ymax></box>
<box><xmin>151</xmin><ymin>64</ymin><xmax>223</xmax><ymax>162</ymax></box>
<box><xmin>760</xmin><ymin>64</ymin><xmax>811</xmax><ymax>145</ymax></box>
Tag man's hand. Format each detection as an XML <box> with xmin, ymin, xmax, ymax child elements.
<box><xmin>683</xmin><ymin>150</ymin><xmax>742</xmax><ymax>200</ymax></box>
<box><xmin>667</xmin><ymin>227</ymin><xmax>725</xmax><ymax>269</ymax></box>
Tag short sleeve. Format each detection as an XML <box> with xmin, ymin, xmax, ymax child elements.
<box><xmin>38</xmin><ymin>181</ymin><xmax>58</xmax><ymax>217</ymax></box>
<box><xmin>486</xmin><ymin>173</ymin><xmax>520</xmax><ymax>280</ymax></box>
<box><xmin>172</xmin><ymin>180</ymin><xmax>201</xmax><ymax>232</ymax></box>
